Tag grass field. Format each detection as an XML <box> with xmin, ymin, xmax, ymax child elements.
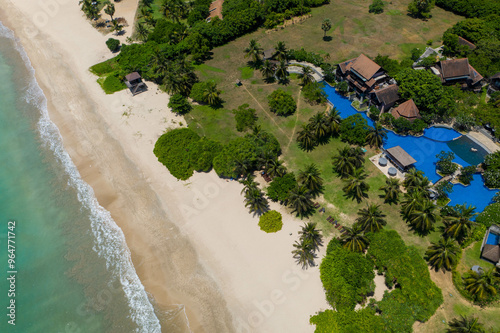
<box><xmin>182</xmin><ymin>1</ymin><xmax>500</xmax><ymax>331</ymax></box>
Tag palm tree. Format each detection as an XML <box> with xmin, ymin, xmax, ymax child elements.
<box><xmin>379</xmin><ymin>178</ymin><xmax>401</xmax><ymax>204</ymax></box>
<box><xmin>79</xmin><ymin>0</ymin><xmax>100</xmax><ymax>20</ymax></box>
<box><xmin>275</xmin><ymin>41</ymin><xmax>288</xmax><ymax>62</ymax></box>
<box><xmin>350</xmin><ymin>147</ymin><xmax>366</xmax><ymax>168</ymax></box>
<box><xmin>297</xmin><ymin>164</ymin><xmax>324</xmax><ymax>197</ymax></box>
<box><xmin>443</xmin><ymin>204</ymin><xmax>477</xmax><ymax>243</ymax></box>
<box><xmin>292</xmin><ymin>239</ymin><xmax>315</xmax><ymax>269</ymax></box>
<box><xmin>400</xmin><ymin>190</ymin><xmax>424</xmax><ymax>220</ymax></box>
<box><xmin>136</xmin><ymin>22</ymin><xmax>149</xmax><ymax>41</ymax></box>
<box><xmin>244</xmin><ymin>39</ymin><xmax>263</xmax><ymax>64</ymax></box>
<box><xmin>300</xmin><ymin>66</ymin><xmax>315</xmax><ymax>86</ymax></box>
<box><xmin>297</xmin><ymin>125</ymin><xmax>316</xmax><ymax>151</ymax></box>
<box><xmin>446</xmin><ymin>316</ymin><xmax>486</xmax><ymax>333</ymax></box>
<box><xmin>162</xmin><ymin>0</ymin><xmax>187</xmax><ymax>22</ymax></box>
<box><xmin>403</xmin><ymin>168</ymin><xmax>425</xmax><ymax>189</ymax></box>
<box><xmin>464</xmin><ymin>268</ymin><xmax>500</xmax><ymax>301</ymax></box>
<box><xmin>299</xmin><ymin>222</ymin><xmax>323</xmax><ymax>251</ymax></box>
<box><xmin>239</xmin><ymin>175</ymin><xmax>258</xmax><ymax>195</ymax></box>
<box><xmin>366</xmin><ymin>122</ymin><xmax>387</xmax><ymax>148</ymax></box>
<box><xmin>425</xmin><ymin>237</ymin><xmax>461</xmax><ymax>272</ymax></box>
<box><xmin>260</xmin><ymin>60</ymin><xmax>275</xmax><ymax>81</ymax></box>
<box><xmin>111</xmin><ymin>19</ymin><xmax>124</xmax><ymax>35</ymax></box>
<box><xmin>408</xmin><ymin>199</ymin><xmax>438</xmax><ymax>234</ymax></box>
<box><xmin>308</xmin><ymin>113</ymin><xmax>329</xmax><ymax>141</ymax></box>
<box><xmin>321</xmin><ymin>18</ymin><xmax>332</xmax><ymax>38</ymax></box>
<box><xmin>356</xmin><ymin>204</ymin><xmax>386</xmax><ymax>232</ymax></box>
<box><xmin>343</xmin><ymin>168</ymin><xmax>370</xmax><ymax>203</ymax></box>
<box><xmin>332</xmin><ymin>147</ymin><xmax>356</xmax><ymax>178</ymax></box>
<box><xmin>326</xmin><ymin>107</ymin><xmax>341</xmax><ymax>136</ymax></box>
<box><xmin>340</xmin><ymin>224</ymin><xmax>369</xmax><ymax>252</ymax></box>
<box><xmin>275</xmin><ymin>60</ymin><xmax>289</xmax><ymax>82</ymax></box>
<box><xmin>203</xmin><ymin>82</ymin><xmax>221</xmax><ymax>106</ymax></box>
<box><xmin>104</xmin><ymin>2</ymin><xmax>115</xmax><ymax>21</ymax></box>
<box><xmin>244</xmin><ymin>188</ymin><xmax>269</xmax><ymax>215</ymax></box>
<box><xmin>234</xmin><ymin>157</ymin><xmax>252</xmax><ymax>178</ymax></box>
<box><xmin>266</xmin><ymin>159</ymin><xmax>287</xmax><ymax>179</ymax></box>
<box><xmin>288</xmin><ymin>185</ymin><xmax>315</xmax><ymax>218</ymax></box>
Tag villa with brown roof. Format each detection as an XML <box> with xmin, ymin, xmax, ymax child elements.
<box><xmin>370</xmin><ymin>84</ymin><xmax>399</xmax><ymax>112</ymax></box>
<box><xmin>435</xmin><ymin>58</ymin><xmax>483</xmax><ymax>92</ymax></box>
<box><xmin>458</xmin><ymin>36</ymin><xmax>476</xmax><ymax>50</ymax></box>
<box><xmin>385</xmin><ymin>146</ymin><xmax>417</xmax><ymax>171</ymax></box>
<box><xmin>336</xmin><ymin>54</ymin><xmax>388</xmax><ymax>97</ymax></box>
<box><xmin>391</xmin><ymin>99</ymin><xmax>421</xmax><ymax>121</ymax></box>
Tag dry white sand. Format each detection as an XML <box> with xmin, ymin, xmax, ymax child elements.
<box><xmin>0</xmin><ymin>0</ymin><xmax>329</xmax><ymax>332</ymax></box>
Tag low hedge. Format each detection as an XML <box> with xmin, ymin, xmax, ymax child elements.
<box><xmin>258</xmin><ymin>210</ymin><xmax>283</xmax><ymax>233</ymax></box>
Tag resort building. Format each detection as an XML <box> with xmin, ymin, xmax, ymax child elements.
<box><xmin>434</xmin><ymin>58</ymin><xmax>483</xmax><ymax>92</ymax></box>
<box><xmin>206</xmin><ymin>0</ymin><xmax>224</xmax><ymax>22</ymax></box>
<box><xmin>480</xmin><ymin>225</ymin><xmax>500</xmax><ymax>268</ymax></box>
<box><xmin>336</xmin><ymin>54</ymin><xmax>388</xmax><ymax>98</ymax></box>
<box><xmin>391</xmin><ymin>99</ymin><xmax>421</xmax><ymax>122</ymax></box>
<box><xmin>458</xmin><ymin>36</ymin><xmax>476</xmax><ymax>51</ymax></box>
<box><xmin>370</xmin><ymin>84</ymin><xmax>400</xmax><ymax>113</ymax></box>
<box><xmin>384</xmin><ymin>146</ymin><xmax>417</xmax><ymax>172</ymax></box>
<box><xmin>488</xmin><ymin>72</ymin><xmax>500</xmax><ymax>94</ymax></box>
<box><xmin>124</xmin><ymin>72</ymin><xmax>147</xmax><ymax>96</ymax></box>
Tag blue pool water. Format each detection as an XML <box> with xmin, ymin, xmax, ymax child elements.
<box><xmin>323</xmin><ymin>84</ymin><xmax>499</xmax><ymax>213</ymax></box>
<box><xmin>486</xmin><ymin>232</ymin><xmax>500</xmax><ymax>245</ymax></box>
<box><xmin>447</xmin><ymin>174</ymin><xmax>498</xmax><ymax>219</ymax></box>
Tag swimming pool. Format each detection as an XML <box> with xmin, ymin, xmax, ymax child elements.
<box><xmin>486</xmin><ymin>232</ymin><xmax>500</xmax><ymax>245</ymax></box>
<box><xmin>323</xmin><ymin>84</ymin><xmax>498</xmax><ymax>213</ymax></box>
<box><xmin>447</xmin><ymin>174</ymin><xmax>498</xmax><ymax>219</ymax></box>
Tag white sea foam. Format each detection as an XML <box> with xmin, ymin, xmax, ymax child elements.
<box><xmin>0</xmin><ymin>22</ymin><xmax>162</xmax><ymax>333</ymax></box>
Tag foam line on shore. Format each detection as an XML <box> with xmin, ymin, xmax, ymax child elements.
<box><xmin>0</xmin><ymin>21</ymin><xmax>162</xmax><ymax>333</ymax></box>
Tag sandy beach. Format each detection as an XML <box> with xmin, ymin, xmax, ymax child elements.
<box><xmin>0</xmin><ymin>1</ymin><xmax>329</xmax><ymax>332</ymax></box>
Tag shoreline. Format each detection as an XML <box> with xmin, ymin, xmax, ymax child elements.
<box><xmin>0</xmin><ymin>1</ymin><xmax>329</xmax><ymax>332</ymax></box>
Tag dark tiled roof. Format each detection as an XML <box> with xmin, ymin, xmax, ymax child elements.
<box><xmin>469</xmin><ymin>65</ymin><xmax>483</xmax><ymax>85</ymax></box>
<box><xmin>440</xmin><ymin>59</ymin><xmax>470</xmax><ymax>79</ymax></box>
<box><xmin>374</xmin><ymin>84</ymin><xmax>399</xmax><ymax>105</ymax></box>
<box><xmin>338</xmin><ymin>58</ymin><xmax>356</xmax><ymax>74</ymax></box>
<box><xmin>482</xmin><ymin>244</ymin><xmax>500</xmax><ymax>263</ymax></box>
<box><xmin>458</xmin><ymin>36</ymin><xmax>476</xmax><ymax>50</ymax></box>
<box><xmin>386</xmin><ymin>146</ymin><xmax>417</xmax><ymax>167</ymax></box>
<box><xmin>391</xmin><ymin>99</ymin><xmax>420</xmax><ymax>120</ymax></box>
<box><xmin>350</xmin><ymin>54</ymin><xmax>381</xmax><ymax>80</ymax></box>
<box><xmin>490</xmin><ymin>72</ymin><xmax>500</xmax><ymax>80</ymax></box>
<box><xmin>125</xmin><ymin>72</ymin><xmax>141</xmax><ymax>82</ymax></box>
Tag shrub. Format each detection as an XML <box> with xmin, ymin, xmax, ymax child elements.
<box><xmin>90</xmin><ymin>58</ymin><xmax>119</xmax><ymax>76</ymax></box>
<box><xmin>340</xmin><ymin>114</ymin><xmax>370</xmax><ymax>145</ymax></box>
<box><xmin>484</xmin><ymin>170</ymin><xmax>500</xmax><ymax>188</ymax></box>
<box><xmin>454</xmin><ymin>112</ymin><xmax>476</xmax><ymax>131</ymax></box>
<box><xmin>233</xmin><ymin>104</ymin><xmax>258</xmax><ymax>132</ymax></box>
<box><xmin>101</xmin><ymin>75</ymin><xmax>126</xmax><ymax>94</ymax></box>
<box><xmin>116</xmin><ymin>42</ymin><xmax>158</xmax><ymax>80</ymax></box>
<box><xmin>319</xmin><ymin>246</ymin><xmax>375</xmax><ymax>311</ymax></box>
<box><xmin>189</xmin><ymin>82</ymin><xmax>208</xmax><ymax>103</ymax></box>
<box><xmin>153</xmin><ymin>128</ymin><xmax>201</xmax><ymax>180</ymax></box>
<box><xmin>168</xmin><ymin>94</ymin><xmax>192</xmax><ymax>115</ymax></box>
<box><xmin>213</xmin><ymin>137</ymin><xmax>258</xmax><ymax>178</ymax></box>
<box><xmin>106</xmin><ymin>38</ymin><xmax>120</xmax><ymax>52</ymax></box>
<box><xmin>369</xmin><ymin>0</ymin><xmax>384</xmax><ymax>13</ymax></box>
<box><xmin>336</xmin><ymin>80</ymin><xmax>349</xmax><ymax>95</ymax></box>
<box><xmin>436</xmin><ymin>151</ymin><xmax>458</xmax><ymax>175</ymax></box>
<box><xmin>458</xmin><ymin>165</ymin><xmax>476</xmax><ymax>185</ymax></box>
<box><xmin>476</xmin><ymin>202</ymin><xmax>500</xmax><ymax>228</ymax></box>
<box><xmin>267</xmin><ymin>173</ymin><xmax>297</xmax><ymax>202</ymax></box>
<box><xmin>187</xmin><ymin>137</ymin><xmax>222</xmax><ymax>172</ymax></box>
<box><xmin>460</xmin><ymin>224</ymin><xmax>487</xmax><ymax>248</ymax></box>
<box><xmin>302</xmin><ymin>82</ymin><xmax>327</xmax><ymax>104</ymax></box>
<box><xmin>258</xmin><ymin>210</ymin><xmax>283</xmax><ymax>233</ymax></box>
<box><xmin>268</xmin><ymin>89</ymin><xmax>297</xmax><ymax>116</ymax></box>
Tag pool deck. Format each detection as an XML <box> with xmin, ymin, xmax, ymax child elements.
<box><xmin>369</xmin><ymin>153</ymin><xmax>405</xmax><ymax>180</ymax></box>
<box><xmin>468</xmin><ymin>131</ymin><xmax>500</xmax><ymax>153</ymax></box>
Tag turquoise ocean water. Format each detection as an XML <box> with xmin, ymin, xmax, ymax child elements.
<box><xmin>0</xmin><ymin>23</ymin><xmax>161</xmax><ymax>332</ymax></box>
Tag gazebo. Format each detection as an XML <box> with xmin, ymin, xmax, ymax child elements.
<box><xmin>124</xmin><ymin>72</ymin><xmax>147</xmax><ymax>96</ymax></box>
<box><xmin>385</xmin><ymin>146</ymin><xmax>416</xmax><ymax>171</ymax></box>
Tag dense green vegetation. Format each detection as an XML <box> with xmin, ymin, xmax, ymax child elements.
<box><xmin>483</xmin><ymin>152</ymin><xmax>500</xmax><ymax>188</ymax></box>
<box><xmin>436</xmin><ymin>0</ymin><xmax>500</xmax><ymax>18</ymax></box>
<box><xmin>258</xmin><ymin>210</ymin><xmax>283</xmax><ymax>232</ymax></box>
<box><xmin>312</xmin><ymin>231</ymin><xmax>443</xmax><ymax>332</ymax></box>
<box><xmin>268</xmin><ymin>89</ymin><xmax>297</xmax><ymax>116</ymax></box>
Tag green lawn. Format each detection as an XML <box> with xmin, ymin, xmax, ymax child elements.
<box><xmin>178</xmin><ymin>1</ymin><xmax>493</xmax><ymax>330</ymax></box>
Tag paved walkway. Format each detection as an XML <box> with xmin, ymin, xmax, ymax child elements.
<box><xmin>468</xmin><ymin>131</ymin><xmax>500</xmax><ymax>153</ymax></box>
<box><xmin>288</xmin><ymin>60</ymin><xmax>324</xmax><ymax>81</ymax></box>
<box><xmin>287</xmin><ymin>66</ymin><xmax>323</xmax><ymax>82</ymax></box>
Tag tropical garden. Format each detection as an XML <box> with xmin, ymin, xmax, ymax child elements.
<box><xmin>82</xmin><ymin>0</ymin><xmax>500</xmax><ymax>331</ymax></box>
